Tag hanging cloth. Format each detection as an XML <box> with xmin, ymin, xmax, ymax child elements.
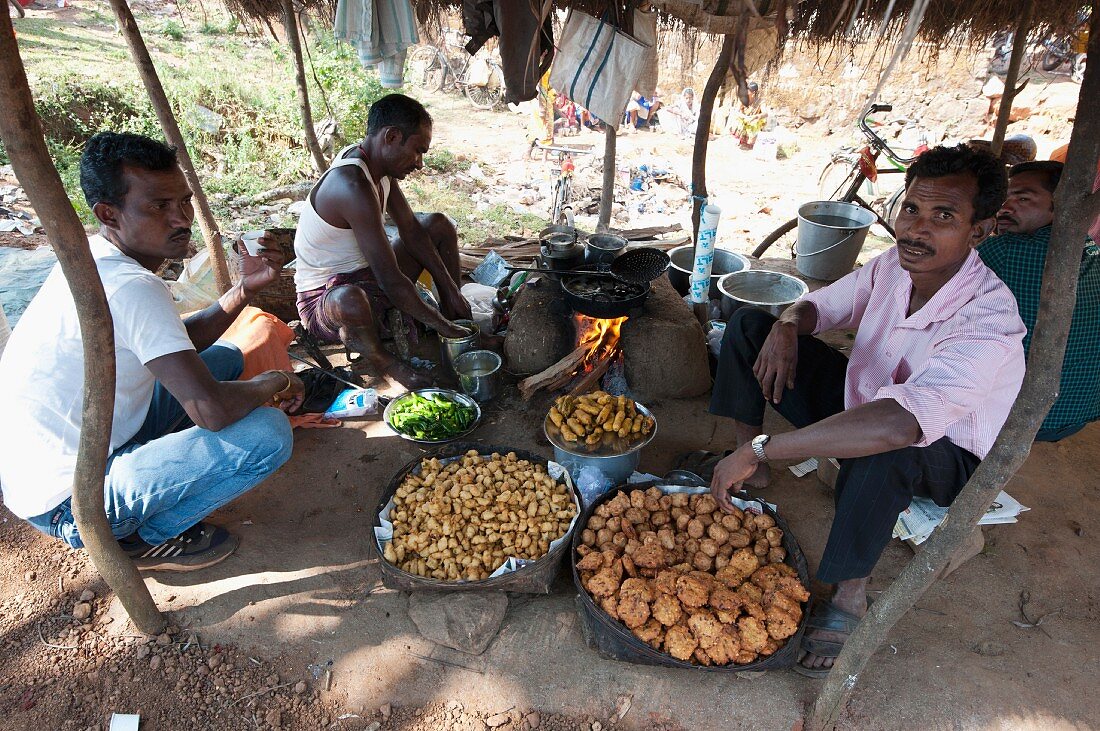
<box><xmin>462</xmin><ymin>0</ymin><xmax>554</xmax><ymax>104</ymax></box>
<box><xmin>335</xmin><ymin>0</ymin><xmax>419</xmax><ymax>88</ymax></box>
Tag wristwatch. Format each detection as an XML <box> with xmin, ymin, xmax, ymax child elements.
<box><xmin>750</xmin><ymin>434</ymin><xmax>771</xmax><ymax>462</ymax></box>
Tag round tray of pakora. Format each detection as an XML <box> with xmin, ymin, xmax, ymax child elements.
<box><xmin>570</xmin><ymin>482</ymin><xmax>813</xmax><ymax>671</ymax></box>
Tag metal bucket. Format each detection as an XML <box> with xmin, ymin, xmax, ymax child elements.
<box><xmin>439</xmin><ymin>320</ymin><xmax>480</xmax><ymax>377</ymax></box>
<box><xmin>795</xmin><ymin>201</ymin><xmax>876</xmax><ymax>281</ymax></box>
<box><xmin>585</xmin><ymin>233</ymin><xmax>627</xmax><ymax>266</ymax></box>
<box><xmin>453</xmin><ymin>349</ymin><xmax>502</xmax><ymax>402</ymax></box>
<box><xmin>718</xmin><ymin>270</ymin><xmax>809</xmax><ymax>320</ymax></box>
<box><xmin>667</xmin><ymin>245</ymin><xmax>752</xmax><ymax>299</ymax></box>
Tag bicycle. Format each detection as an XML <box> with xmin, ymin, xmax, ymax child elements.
<box><xmin>752</xmin><ymin>103</ymin><xmax>922</xmax><ymax>258</ymax></box>
<box><xmin>543</xmin><ymin>145</ymin><xmax>594</xmax><ymax>225</ymax></box>
<box><xmin>8</xmin><ymin>0</ymin><xmax>25</xmax><ymax>18</ymax></box>
<box><xmin>407</xmin><ymin>38</ymin><xmax>506</xmax><ymax>110</ymax></box>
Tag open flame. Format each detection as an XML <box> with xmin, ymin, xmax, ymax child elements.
<box><xmin>575</xmin><ymin>315</ymin><xmax>626</xmax><ymax>364</ymax></box>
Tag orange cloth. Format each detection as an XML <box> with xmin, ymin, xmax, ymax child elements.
<box><xmin>1050</xmin><ymin>143</ymin><xmax>1068</xmax><ymax>163</ymax></box>
<box><xmin>219</xmin><ymin>306</ymin><xmax>340</xmax><ymax>429</ymax></box>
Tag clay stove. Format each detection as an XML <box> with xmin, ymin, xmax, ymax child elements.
<box><xmin>503</xmin><ymin>275</ymin><xmax>711</xmax><ymax>400</ymax></box>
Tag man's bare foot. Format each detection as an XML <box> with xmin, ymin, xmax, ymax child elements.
<box><xmin>382</xmin><ymin>359</ymin><xmax>433</xmax><ymax>390</ymax></box>
<box><xmin>744</xmin><ymin>461</ymin><xmax>772</xmax><ymax>489</ymax></box>
<box><xmin>797</xmin><ymin>578</ymin><xmax>868</xmax><ymax>675</ymax></box>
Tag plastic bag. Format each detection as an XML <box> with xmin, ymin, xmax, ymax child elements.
<box><xmin>460</xmin><ymin>282</ymin><xmax>497</xmax><ymax>333</ymax></box>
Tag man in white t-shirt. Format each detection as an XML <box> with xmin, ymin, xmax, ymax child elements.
<box><xmin>0</xmin><ymin>132</ymin><xmax>303</xmax><ymax>571</ymax></box>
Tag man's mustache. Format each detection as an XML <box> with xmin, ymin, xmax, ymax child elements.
<box><xmin>170</xmin><ymin>228</ymin><xmax>192</xmax><ymax>240</ymax></box>
<box><xmin>897</xmin><ymin>238</ymin><xmax>934</xmax><ymax>255</ymax></box>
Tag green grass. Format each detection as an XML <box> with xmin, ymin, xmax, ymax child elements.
<box><xmin>404</xmin><ymin>176</ymin><xmax>544</xmax><ymax>244</ymax></box>
<box><xmin>0</xmin><ymin>4</ymin><xmax>534</xmax><ymax>242</ymax></box>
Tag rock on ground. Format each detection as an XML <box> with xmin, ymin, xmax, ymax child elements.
<box><xmin>407</xmin><ymin>591</ymin><xmax>509</xmax><ymax>655</ymax></box>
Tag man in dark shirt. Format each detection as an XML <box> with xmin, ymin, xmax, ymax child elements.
<box><xmin>978</xmin><ymin>160</ymin><xmax>1100</xmax><ymax>441</ymax></box>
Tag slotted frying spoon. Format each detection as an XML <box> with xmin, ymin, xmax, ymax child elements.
<box><xmin>507</xmin><ymin>246</ymin><xmax>671</xmax><ymax>285</ymax></box>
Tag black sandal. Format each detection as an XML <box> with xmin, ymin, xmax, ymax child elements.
<box><xmin>793</xmin><ymin>599</ymin><xmax>871</xmax><ymax>679</ymax></box>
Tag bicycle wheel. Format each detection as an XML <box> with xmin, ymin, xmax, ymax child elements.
<box><xmin>464</xmin><ymin>64</ymin><xmax>505</xmax><ymax>110</ymax></box>
<box><xmin>751</xmin><ymin>218</ymin><xmax>798</xmax><ymax>259</ymax></box>
<box><xmin>550</xmin><ymin>176</ymin><xmax>573</xmax><ymax>225</ymax></box>
<box><xmin>408</xmin><ymin>46</ymin><xmax>444</xmax><ymax>92</ymax></box>
<box><xmin>1039</xmin><ymin>49</ymin><xmax>1063</xmax><ymax>72</ymax></box>
<box><xmin>818</xmin><ymin>157</ymin><xmax>861</xmax><ymax>201</ymax></box>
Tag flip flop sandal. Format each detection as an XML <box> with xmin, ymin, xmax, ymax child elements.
<box><xmin>672</xmin><ymin>450</ymin><xmax>733</xmax><ymax>483</ymax></box>
<box><xmin>792</xmin><ymin>599</ymin><xmax>872</xmax><ymax>679</ymax></box>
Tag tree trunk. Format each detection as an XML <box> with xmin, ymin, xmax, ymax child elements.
<box><xmin>690</xmin><ymin>35</ymin><xmax>735</xmax><ymax>243</ymax></box>
<box><xmin>808</xmin><ymin>13</ymin><xmax>1100</xmax><ymax>728</ymax></box>
<box><xmin>990</xmin><ymin>2</ymin><xmax>1033</xmax><ymax>157</ymax></box>
<box><xmin>597</xmin><ymin>125</ymin><xmax>617</xmax><ymax>232</ymax></box>
<box><xmin>282</xmin><ymin>0</ymin><xmax>326</xmax><ymax>173</ymax></box>
<box><xmin>0</xmin><ymin>10</ymin><xmax>166</xmax><ymax>634</ymax></box>
<box><xmin>106</xmin><ymin>0</ymin><xmax>232</xmax><ymax>295</ymax></box>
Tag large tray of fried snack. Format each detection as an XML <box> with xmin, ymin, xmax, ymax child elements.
<box><xmin>373</xmin><ymin>441</ymin><xmax>581</xmax><ymax>594</ymax></box>
<box><xmin>571</xmin><ymin>482</ymin><xmax>812</xmax><ymax>671</ymax></box>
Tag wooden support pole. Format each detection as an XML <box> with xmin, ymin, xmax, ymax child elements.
<box><xmin>282</xmin><ymin>0</ymin><xmax>326</xmax><ymax>173</ymax></box>
<box><xmin>807</xmin><ymin>12</ymin><xmax>1100</xmax><ymax>728</ymax></box>
<box><xmin>0</xmin><ymin>10</ymin><xmax>167</xmax><ymax>634</ymax></box>
<box><xmin>597</xmin><ymin>125</ymin><xmax>617</xmax><ymax>232</ymax></box>
<box><xmin>106</xmin><ymin>0</ymin><xmax>232</xmax><ymax>294</ymax></box>
<box><xmin>990</xmin><ymin>1</ymin><xmax>1033</xmax><ymax>158</ymax></box>
<box><xmin>690</xmin><ymin>35</ymin><xmax>735</xmax><ymax>243</ymax></box>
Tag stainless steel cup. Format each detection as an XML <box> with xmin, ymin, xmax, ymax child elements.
<box><xmin>453</xmin><ymin>349</ymin><xmax>502</xmax><ymax>402</ymax></box>
<box><xmin>440</xmin><ymin>320</ymin><xmax>480</xmax><ymax>377</ymax></box>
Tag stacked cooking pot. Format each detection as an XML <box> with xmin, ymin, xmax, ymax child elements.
<box><xmin>538</xmin><ymin>227</ymin><xmax>648</xmax><ymax>319</ymax></box>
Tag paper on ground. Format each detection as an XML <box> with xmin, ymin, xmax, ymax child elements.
<box><xmin>893</xmin><ymin>490</ymin><xmax>1029</xmax><ymax>545</ymax></box>
<box><xmin>789</xmin><ymin>458</ymin><xmax>818</xmax><ymax>477</ymax></box>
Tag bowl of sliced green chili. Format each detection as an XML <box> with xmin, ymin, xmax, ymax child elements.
<box><xmin>383</xmin><ymin>388</ymin><xmax>482</xmax><ymax>444</ymax></box>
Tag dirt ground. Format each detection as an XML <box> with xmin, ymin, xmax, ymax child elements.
<box><xmin>3</xmin><ymin>6</ymin><xmax>1098</xmax><ymax>729</ymax></box>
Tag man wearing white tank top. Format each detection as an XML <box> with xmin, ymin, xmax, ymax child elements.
<box><xmin>294</xmin><ymin>94</ymin><xmax>471</xmax><ymax>388</ymax></box>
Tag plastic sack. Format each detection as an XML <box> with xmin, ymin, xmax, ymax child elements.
<box><xmin>460</xmin><ymin>282</ymin><xmax>497</xmax><ymax>333</ymax></box>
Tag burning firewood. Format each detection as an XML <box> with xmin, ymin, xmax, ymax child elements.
<box><xmin>519</xmin><ymin>346</ymin><xmax>588</xmax><ymax>400</ymax></box>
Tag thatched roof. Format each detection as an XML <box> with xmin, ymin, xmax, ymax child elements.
<box><xmin>224</xmin><ymin>0</ymin><xmax>1086</xmax><ymax>46</ymax></box>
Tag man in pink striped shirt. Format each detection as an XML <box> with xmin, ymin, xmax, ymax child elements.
<box><xmin>708</xmin><ymin>144</ymin><xmax>1025</xmax><ymax>676</ymax></box>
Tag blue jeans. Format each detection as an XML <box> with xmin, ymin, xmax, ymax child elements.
<box><xmin>27</xmin><ymin>343</ymin><xmax>294</xmax><ymax>547</ymax></box>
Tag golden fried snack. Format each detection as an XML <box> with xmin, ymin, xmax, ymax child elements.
<box><xmin>691</xmin><ymin>552</ymin><xmax>714</xmax><ymax>572</ymax></box>
<box><xmin>764</xmin><ymin>589</ymin><xmax>803</xmax><ymax>619</ymax></box>
<box><xmin>692</xmin><ymin>647</ymin><xmax>713</xmax><ymax>666</ymax></box>
<box><xmin>624</xmin><ymin>507</ymin><xmax>649</xmax><ymax>525</ymax></box>
<box><xmin>675</xmin><ymin>573</ymin><xmax>711</xmax><ymax>608</ymax></box>
<box><xmin>575</xmin><ymin>551</ymin><xmax>605</xmax><ymax>571</ymax></box>
<box><xmin>750</xmin><ymin>564</ymin><xmax>785</xmax><ymax>592</ymax></box>
<box><xmin>632</xmin><ymin>544</ymin><xmax>669</xmax><ymax>570</ymax></box>
<box><xmin>664</xmin><ymin>625</ymin><xmax>698</xmax><ymax>661</ymax></box>
<box><xmin>629</xmin><ymin>490</ymin><xmax>647</xmax><ymax>509</ymax></box>
<box><xmin>687</xmin><ymin>611</ymin><xmax>723</xmax><ymax>648</ymax></box>
<box><xmin>765</xmin><ymin>527</ymin><xmax>784</xmax><ymax>547</ymax></box>
<box><xmin>599</xmin><ymin>595</ymin><xmax>620</xmax><ymax>620</ymax></box>
<box><xmin>620</xmin><ymin>577</ymin><xmax>654</xmax><ymax>602</ymax></box>
<box><xmin>652</xmin><ymin>593</ymin><xmax>683</xmax><ymax>626</ymax></box>
<box><xmin>704</xmin><ymin>627</ymin><xmax>741</xmax><ymax>666</ymax></box>
<box><xmin>741</xmin><ymin>600</ymin><xmax>766</xmax><ymax>621</ymax></box>
<box><xmin>765</xmin><ymin>604</ymin><xmax>799</xmax><ymax>640</ymax></box>
<box><xmin>716</xmin><ymin>608</ymin><xmax>739</xmax><ymax>624</ymax></box>
<box><xmin>617</xmin><ymin>593</ymin><xmax>651</xmax><ymax>629</ymax></box>
<box><xmin>720</xmin><ymin>513</ymin><xmax>742</xmax><ymax>531</ymax></box>
<box><xmin>606</xmin><ymin>492</ymin><xmax>631</xmax><ymax>516</ymax></box>
<box><xmin>738</xmin><ymin>616</ymin><xmax>769</xmax><ymax>653</ymax></box>
<box><xmin>694</xmin><ymin>495</ymin><xmax>718</xmax><ymax>515</ymax></box>
<box><xmin>737</xmin><ymin>582</ymin><xmax>764</xmax><ymax>604</ymax></box>
<box><xmin>767</xmin><ymin>547</ymin><xmax>787</xmax><ymax>564</ymax></box>
<box><xmin>633</xmin><ymin>617</ymin><xmax>664</xmax><ymax>644</ymax></box>
<box><xmin>727</xmin><ymin>529</ymin><xmax>753</xmax><ymax>548</ymax></box>
<box><xmin>654</xmin><ymin>569</ymin><xmax>680</xmax><ymax>595</ymax></box>
<box><xmin>760</xmin><ymin>639</ymin><xmax>781</xmax><ymax>656</ymax></box>
<box><xmin>726</xmin><ymin>548</ymin><xmax>763</xmax><ymax>582</ymax></box>
<box><xmin>587</xmin><ymin>566</ymin><xmax>621</xmax><ymax>598</ymax></box>
<box><xmin>708</xmin><ymin>586</ymin><xmax>744</xmax><ymax>614</ymax></box>
<box><xmin>774</xmin><ymin>575</ymin><xmax>811</xmax><ymax>603</ymax></box>
<box><xmin>734</xmin><ymin>649</ymin><xmax>758</xmax><ymax>665</ymax></box>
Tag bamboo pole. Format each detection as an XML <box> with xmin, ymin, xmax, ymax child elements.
<box><xmin>282</xmin><ymin>0</ymin><xmax>326</xmax><ymax>173</ymax></box>
<box><xmin>597</xmin><ymin>125</ymin><xmax>617</xmax><ymax>232</ymax></box>
<box><xmin>0</xmin><ymin>10</ymin><xmax>167</xmax><ymax>634</ymax></box>
<box><xmin>807</xmin><ymin>12</ymin><xmax>1100</xmax><ymax>728</ymax></box>
<box><xmin>990</xmin><ymin>1</ymin><xmax>1034</xmax><ymax>158</ymax></box>
<box><xmin>106</xmin><ymin>0</ymin><xmax>232</xmax><ymax>294</ymax></box>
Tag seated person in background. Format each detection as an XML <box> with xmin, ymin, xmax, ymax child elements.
<box><xmin>729</xmin><ymin>82</ymin><xmax>768</xmax><ymax>149</ymax></box>
<box><xmin>293</xmin><ymin>94</ymin><xmax>471</xmax><ymax>388</ymax></box>
<box><xmin>978</xmin><ymin>160</ymin><xmax>1100</xmax><ymax>441</ymax></box>
<box><xmin>0</xmin><ymin>132</ymin><xmax>300</xmax><ymax>571</ymax></box>
<box><xmin>664</xmin><ymin>88</ymin><xmax>698</xmax><ymax>139</ymax></box>
<box><xmin>625</xmin><ymin>91</ymin><xmax>662</xmax><ymax>131</ymax></box>
<box><xmin>708</xmin><ymin>145</ymin><xmax>1024</xmax><ymax>676</ymax></box>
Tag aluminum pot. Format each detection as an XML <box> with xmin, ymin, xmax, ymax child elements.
<box><xmin>453</xmin><ymin>349</ymin><xmax>502</xmax><ymax>402</ymax></box>
<box><xmin>585</xmin><ymin>233</ymin><xmax>627</xmax><ymax>266</ymax></box>
<box><xmin>439</xmin><ymin>320</ymin><xmax>480</xmax><ymax>376</ymax></box>
<box><xmin>667</xmin><ymin>245</ymin><xmax>752</xmax><ymax>299</ymax></box>
<box><xmin>544</xmin><ymin>403</ymin><xmax>657</xmax><ymax>486</ymax></box>
<box><xmin>717</xmin><ymin>270</ymin><xmax>809</xmax><ymax>320</ymax></box>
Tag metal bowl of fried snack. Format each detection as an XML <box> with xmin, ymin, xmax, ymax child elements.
<box><xmin>544</xmin><ymin>391</ymin><xmax>657</xmax><ymax>458</ymax></box>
